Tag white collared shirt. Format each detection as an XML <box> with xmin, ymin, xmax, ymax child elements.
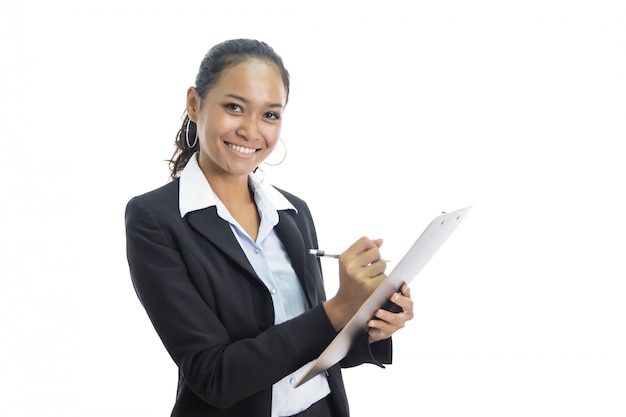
<box><xmin>179</xmin><ymin>154</ymin><xmax>330</xmax><ymax>417</ymax></box>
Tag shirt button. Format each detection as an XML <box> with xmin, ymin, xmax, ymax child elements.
<box><xmin>289</xmin><ymin>376</ymin><xmax>295</xmax><ymax>384</ymax></box>
<box><xmin>270</xmin><ymin>288</ymin><xmax>277</xmax><ymax>295</ymax></box>
<box><xmin>254</xmin><ymin>249</ymin><xmax>260</xmax><ymax>254</ymax></box>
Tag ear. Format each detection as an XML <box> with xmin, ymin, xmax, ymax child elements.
<box><xmin>186</xmin><ymin>87</ymin><xmax>201</xmax><ymax>122</ymax></box>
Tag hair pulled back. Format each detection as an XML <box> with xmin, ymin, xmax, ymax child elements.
<box><xmin>168</xmin><ymin>39</ymin><xmax>290</xmax><ymax>179</ymax></box>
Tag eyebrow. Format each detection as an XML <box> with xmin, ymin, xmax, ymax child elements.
<box><xmin>225</xmin><ymin>94</ymin><xmax>284</xmax><ymax>109</ymax></box>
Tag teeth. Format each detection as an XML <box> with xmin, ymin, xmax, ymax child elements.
<box><xmin>227</xmin><ymin>143</ymin><xmax>257</xmax><ymax>154</ymax></box>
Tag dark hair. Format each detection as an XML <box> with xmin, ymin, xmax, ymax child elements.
<box><xmin>167</xmin><ymin>39</ymin><xmax>290</xmax><ymax>179</ymax></box>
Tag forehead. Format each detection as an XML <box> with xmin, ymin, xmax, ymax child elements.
<box><xmin>210</xmin><ymin>59</ymin><xmax>287</xmax><ymax>105</ymax></box>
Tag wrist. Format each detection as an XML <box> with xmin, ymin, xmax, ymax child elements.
<box><xmin>323</xmin><ymin>298</ymin><xmax>350</xmax><ymax>331</ymax></box>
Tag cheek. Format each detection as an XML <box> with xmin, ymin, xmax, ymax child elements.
<box><xmin>261</xmin><ymin>124</ymin><xmax>282</xmax><ymax>146</ymax></box>
<box><xmin>200</xmin><ymin>110</ymin><xmax>237</xmax><ymax>139</ymax></box>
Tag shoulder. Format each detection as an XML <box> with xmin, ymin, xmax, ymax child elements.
<box><xmin>128</xmin><ymin>178</ymin><xmax>180</xmax><ymax>204</ymax></box>
<box><xmin>125</xmin><ymin>179</ymin><xmax>180</xmax><ymax>222</ymax></box>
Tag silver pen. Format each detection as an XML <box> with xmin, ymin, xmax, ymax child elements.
<box><xmin>309</xmin><ymin>249</ymin><xmax>390</xmax><ymax>262</ymax></box>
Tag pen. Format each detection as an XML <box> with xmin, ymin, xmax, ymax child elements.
<box><xmin>309</xmin><ymin>249</ymin><xmax>339</xmax><ymax>258</ymax></box>
<box><xmin>309</xmin><ymin>249</ymin><xmax>390</xmax><ymax>262</ymax></box>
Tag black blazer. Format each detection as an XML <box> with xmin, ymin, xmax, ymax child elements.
<box><xmin>125</xmin><ymin>178</ymin><xmax>392</xmax><ymax>417</ymax></box>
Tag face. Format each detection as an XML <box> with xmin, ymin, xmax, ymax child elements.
<box><xmin>187</xmin><ymin>59</ymin><xmax>287</xmax><ymax>180</ymax></box>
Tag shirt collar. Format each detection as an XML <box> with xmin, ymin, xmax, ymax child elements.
<box><xmin>178</xmin><ymin>152</ymin><xmax>297</xmax><ymax>218</ymax></box>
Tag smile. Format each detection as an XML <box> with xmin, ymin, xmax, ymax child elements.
<box><xmin>226</xmin><ymin>142</ymin><xmax>258</xmax><ymax>154</ymax></box>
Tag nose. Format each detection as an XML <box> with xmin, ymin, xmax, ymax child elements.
<box><xmin>236</xmin><ymin>116</ymin><xmax>262</xmax><ymax>142</ymax></box>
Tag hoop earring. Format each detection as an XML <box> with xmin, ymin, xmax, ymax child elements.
<box><xmin>263</xmin><ymin>138</ymin><xmax>287</xmax><ymax>166</ymax></box>
<box><xmin>185</xmin><ymin>117</ymin><xmax>198</xmax><ymax>148</ymax></box>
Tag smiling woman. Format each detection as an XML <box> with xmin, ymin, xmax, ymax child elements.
<box><xmin>167</xmin><ymin>40</ymin><xmax>290</xmax><ymax>180</ymax></box>
<box><xmin>124</xmin><ymin>38</ymin><xmax>414</xmax><ymax>417</ymax></box>
<box><xmin>189</xmin><ymin>59</ymin><xmax>286</xmax><ymax>181</ymax></box>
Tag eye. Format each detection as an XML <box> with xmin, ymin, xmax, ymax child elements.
<box><xmin>264</xmin><ymin>111</ymin><xmax>281</xmax><ymax>120</ymax></box>
<box><xmin>224</xmin><ymin>103</ymin><xmax>242</xmax><ymax>112</ymax></box>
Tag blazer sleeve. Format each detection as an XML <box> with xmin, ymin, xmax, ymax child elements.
<box><xmin>125</xmin><ymin>197</ymin><xmax>339</xmax><ymax>409</ymax></box>
<box><xmin>341</xmin><ymin>332</ymin><xmax>392</xmax><ymax>368</ymax></box>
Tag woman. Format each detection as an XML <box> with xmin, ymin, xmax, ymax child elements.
<box><xmin>125</xmin><ymin>38</ymin><xmax>414</xmax><ymax>417</ymax></box>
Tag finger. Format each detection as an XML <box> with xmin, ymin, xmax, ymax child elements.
<box><xmin>400</xmin><ymin>282</ymin><xmax>411</xmax><ymax>298</ymax></box>
<box><xmin>390</xmin><ymin>292</ymin><xmax>414</xmax><ymax>316</ymax></box>
<box><xmin>343</xmin><ymin>237</ymin><xmax>378</xmax><ymax>257</ymax></box>
<box><xmin>346</xmin><ymin>253</ymin><xmax>387</xmax><ymax>280</ymax></box>
<box><xmin>368</xmin><ymin>317</ymin><xmax>399</xmax><ymax>339</ymax></box>
<box><xmin>342</xmin><ymin>237</ymin><xmax>384</xmax><ymax>263</ymax></box>
<box><xmin>368</xmin><ymin>327</ymin><xmax>391</xmax><ymax>343</ymax></box>
<box><xmin>365</xmin><ymin>273</ymin><xmax>387</xmax><ymax>291</ymax></box>
<box><xmin>360</xmin><ymin>259</ymin><xmax>387</xmax><ymax>279</ymax></box>
<box><xmin>372</xmin><ymin>308</ymin><xmax>407</xmax><ymax>329</ymax></box>
<box><xmin>354</xmin><ymin>245</ymin><xmax>385</xmax><ymax>268</ymax></box>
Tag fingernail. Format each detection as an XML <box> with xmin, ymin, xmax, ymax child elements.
<box><xmin>393</xmin><ymin>293</ymin><xmax>399</xmax><ymax>301</ymax></box>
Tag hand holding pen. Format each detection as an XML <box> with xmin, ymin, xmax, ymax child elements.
<box><xmin>316</xmin><ymin>238</ymin><xmax>414</xmax><ymax>342</ymax></box>
<box><xmin>320</xmin><ymin>237</ymin><xmax>389</xmax><ymax>331</ymax></box>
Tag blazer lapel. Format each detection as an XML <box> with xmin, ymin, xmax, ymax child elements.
<box><xmin>186</xmin><ymin>206</ymin><xmax>316</xmax><ymax>307</ymax></box>
<box><xmin>185</xmin><ymin>206</ymin><xmax>258</xmax><ymax>279</ymax></box>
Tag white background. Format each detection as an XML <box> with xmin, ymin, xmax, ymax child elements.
<box><xmin>1</xmin><ymin>0</ymin><xmax>625</xmax><ymax>415</ymax></box>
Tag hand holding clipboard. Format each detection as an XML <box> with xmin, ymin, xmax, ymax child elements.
<box><xmin>294</xmin><ymin>206</ymin><xmax>473</xmax><ymax>388</ymax></box>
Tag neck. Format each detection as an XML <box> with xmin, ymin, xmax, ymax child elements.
<box><xmin>201</xmin><ymin>170</ymin><xmax>260</xmax><ymax>242</ymax></box>
<box><xmin>197</xmin><ymin>153</ymin><xmax>256</xmax><ymax>208</ymax></box>
<box><xmin>207</xmin><ymin>174</ymin><xmax>253</xmax><ymax>206</ymax></box>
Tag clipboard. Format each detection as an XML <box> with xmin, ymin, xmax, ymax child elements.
<box><xmin>294</xmin><ymin>206</ymin><xmax>472</xmax><ymax>388</ymax></box>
